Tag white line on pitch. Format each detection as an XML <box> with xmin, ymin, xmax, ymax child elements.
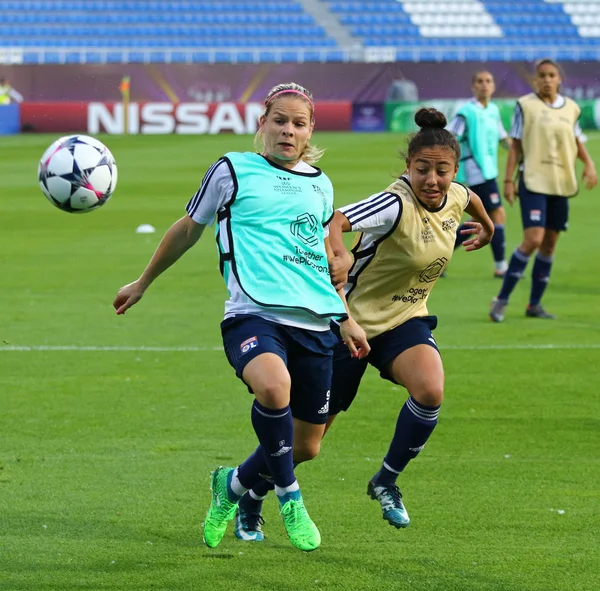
<box><xmin>0</xmin><ymin>345</ymin><xmax>222</xmax><ymax>352</ymax></box>
<box><xmin>1</xmin><ymin>344</ymin><xmax>600</xmax><ymax>352</ymax></box>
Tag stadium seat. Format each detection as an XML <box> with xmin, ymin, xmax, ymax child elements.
<box><xmin>2</xmin><ymin>0</ymin><xmax>599</xmax><ymax>63</ymax></box>
<box><xmin>0</xmin><ymin>0</ymin><xmax>338</xmax><ymax>62</ymax></box>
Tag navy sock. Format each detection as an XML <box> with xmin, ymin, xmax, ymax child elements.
<box><xmin>236</xmin><ymin>445</ymin><xmax>270</xmax><ymax>491</ymax></box>
<box><xmin>239</xmin><ymin>473</ymin><xmax>276</xmax><ymax>515</ymax></box>
<box><xmin>373</xmin><ymin>397</ymin><xmax>440</xmax><ymax>486</ymax></box>
<box><xmin>243</xmin><ymin>400</ymin><xmax>295</xmax><ymax>489</ymax></box>
<box><xmin>498</xmin><ymin>248</ymin><xmax>530</xmax><ymax>302</ymax></box>
<box><xmin>252</xmin><ymin>477</ymin><xmax>276</xmax><ymax>497</ymax></box>
<box><xmin>530</xmin><ymin>254</ymin><xmax>553</xmax><ymax>306</ymax></box>
<box><xmin>454</xmin><ymin>223</ymin><xmax>471</xmax><ymax>249</ymax></box>
<box><xmin>490</xmin><ymin>224</ymin><xmax>505</xmax><ymax>263</ymax></box>
<box><xmin>239</xmin><ymin>488</ymin><xmax>268</xmax><ymax>515</ymax></box>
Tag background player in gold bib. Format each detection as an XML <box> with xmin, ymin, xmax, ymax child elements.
<box><xmin>490</xmin><ymin>59</ymin><xmax>597</xmax><ymax>322</ymax></box>
<box><xmin>323</xmin><ymin>108</ymin><xmax>495</xmax><ymax>528</ymax></box>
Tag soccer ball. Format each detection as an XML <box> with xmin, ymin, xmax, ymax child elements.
<box><xmin>38</xmin><ymin>135</ymin><xmax>118</xmax><ymax>213</ymax></box>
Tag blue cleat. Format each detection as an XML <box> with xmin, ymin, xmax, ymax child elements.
<box><xmin>526</xmin><ymin>304</ymin><xmax>555</xmax><ymax>319</ymax></box>
<box><xmin>234</xmin><ymin>506</ymin><xmax>265</xmax><ymax>542</ymax></box>
<box><xmin>367</xmin><ymin>480</ymin><xmax>410</xmax><ymax>529</ymax></box>
<box><xmin>490</xmin><ymin>297</ymin><xmax>507</xmax><ymax>322</ymax></box>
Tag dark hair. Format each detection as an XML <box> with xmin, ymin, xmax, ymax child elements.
<box><xmin>406</xmin><ymin>108</ymin><xmax>460</xmax><ymax>163</ymax></box>
<box><xmin>535</xmin><ymin>58</ymin><xmax>562</xmax><ymax>75</ymax></box>
<box><xmin>471</xmin><ymin>70</ymin><xmax>493</xmax><ymax>84</ymax></box>
<box><xmin>534</xmin><ymin>58</ymin><xmax>563</xmax><ymax>93</ymax></box>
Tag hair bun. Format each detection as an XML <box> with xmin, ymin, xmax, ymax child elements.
<box><xmin>414</xmin><ymin>108</ymin><xmax>447</xmax><ymax>130</ymax></box>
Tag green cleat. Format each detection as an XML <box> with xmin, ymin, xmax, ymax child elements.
<box><xmin>203</xmin><ymin>466</ymin><xmax>239</xmax><ymax>548</ymax></box>
<box><xmin>279</xmin><ymin>492</ymin><xmax>321</xmax><ymax>552</ymax></box>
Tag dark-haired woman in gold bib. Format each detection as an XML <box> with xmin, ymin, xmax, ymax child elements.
<box><xmin>323</xmin><ymin>108</ymin><xmax>494</xmax><ymax>529</ymax></box>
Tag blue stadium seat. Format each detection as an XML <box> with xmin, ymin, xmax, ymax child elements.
<box><xmin>331</xmin><ymin>0</ymin><xmax>593</xmax><ymax>62</ymax></box>
<box><xmin>84</xmin><ymin>51</ymin><xmax>103</xmax><ymax>64</ymax></box>
<box><xmin>4</xmin><ymin>0</ymin><xmax>595</xmax><ymax>63</ymax></box>
<box><xmin>106</xmin><ymin>51</ymin><xmax>125</xmax><ymax>63</ymax></box>
<box><xmin>22</xmin><ymin>51</ymin><xmax>41</xmax><ymax>63</ymax></box>
<box><xmin>191</xmin><ymin>51</ymin><xmax>211</xmax><ymax>63</ymax></box>
<box><xmin>281</xmin><ymin>50</ymin><xmax>300</xmax><ymax>62</ymax></box>
<box><xmin>42</xmin><ymin>51</ymin><xmax>62</xmax><ymax>64</ymax></box>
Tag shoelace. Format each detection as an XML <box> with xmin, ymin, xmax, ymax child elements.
<box><xmin>377</xmin><ymin>485</ymin><xmax>403</xmax><ymax>512</ymax></box>
<box><xmin>281</xmin><ymin>499</ymin><xmax>307</xmax><ymax>531</ymax></box>
<box><xmin>242</xmin><ymin>513</ymin><xmax>265</xmax><ymax>532</ymax></box>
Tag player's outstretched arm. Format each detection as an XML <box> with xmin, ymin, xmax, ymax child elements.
<box><xmin>113</xmin><ymin>215</ymin><xmax>206</xmax><ymax>315</ymax></box>
<box><xmin>461</xmin><ymin>192</ymin><xmax>494</xmax><ymax>252</ymax></box>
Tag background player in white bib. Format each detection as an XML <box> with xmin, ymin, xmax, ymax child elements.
<box><xmin>112</xmin><ymin>82</ymin><xmax>369</xmax><ymax>552</ymax></box>
<box><xmin>447</xmin><ymin>71</ymin><xmax>511</xmax><ymax>278</ymax></box>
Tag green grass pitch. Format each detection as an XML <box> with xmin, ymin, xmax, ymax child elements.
<box><xmin>1</xmin><ymin>132</ymin><xmax>599</xmax><ymax>591</ymax></box>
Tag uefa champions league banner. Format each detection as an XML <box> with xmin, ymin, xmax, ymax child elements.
<box><xmin>384</xmin><ymin>99</ymin><xmax>600</xmax><ymax>133</ymax></box>
<box><xmin>5</xmin><ymin>61</ymin><xmax>600</xmax><ymax>104</ymax></box>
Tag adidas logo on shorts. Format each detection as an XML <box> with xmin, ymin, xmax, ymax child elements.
<box><xmin>317</xmin><ymin>390</ymin><xmax>331</xmax><ymax>414</ymax></box>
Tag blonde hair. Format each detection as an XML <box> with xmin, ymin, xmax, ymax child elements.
<box><xmin>254</xmin><ymin>82</ymin><xmax>325</xmax><ymax>165</ymax></box>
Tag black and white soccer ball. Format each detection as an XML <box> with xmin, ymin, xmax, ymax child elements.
<box><xmin>38</xmin><ymin>135</ymin><xmax>118</xmax><ymax>213</ymax></box>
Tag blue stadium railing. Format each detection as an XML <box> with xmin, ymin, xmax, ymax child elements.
<box><xmin>1</xmin><ymin>45</ymin><xmax>600</xmax><ymax>65</ymax></box>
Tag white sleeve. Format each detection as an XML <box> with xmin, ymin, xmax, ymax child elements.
<box><xmin>574</xmin><ymin>120</ymin><xmax>583</xmax><ymax>139</ymax></box>
<box><xmin>447</xmin><ymin>114</ymin><xmax>466</xmax><ymax>139</ymax></box>
<box><xmin>509</xmin><ymin>103</ymin><xmax>523</xmax><ymax>139</ymax></box>
<box><xmin>185</xmin><ymin>159</ymin><xmax>235</xmax><ymax>226</ymax></box>
<box><xmin>497</xmin><ymin>116</ymin><xmax>508</xmax><ymax>140</ymax></box>
<box><xmin>9</xmin><ymin>87</ymin><xmax>24</xmax><ymax>103</ymax></box>
<box><xmin>338</xmin><ymin>192</ymin><xmax>401</xmax><ymax>236</ymax></box>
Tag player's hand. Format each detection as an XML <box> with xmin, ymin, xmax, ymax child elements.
<box><xmin>504</xmin><ymin>180</ymin><xmax>516</xmax><ymax>205</ymax></box>
<box><xmin>113</xmin><ymin>280</ymin><xmax>146</xmax><ymax>315</ymax></box>
<box><xmin>329</xmin><ymin>250</ymin><xmax>353</xmax><ymax>291</ymax></box>
<box><xmin>461</xmin><ymin>221</ymin><xmax>493</xmax><ymax>252</ymax></box>
<box><xmin>583</xmin><ymin>163</ymin><xmax>598</xmax><ymax>190</ymax></box>
<box><xmin>339</xmin><ymin>317</ymin><xmax>370</xmax><ymax>359</ymax></box>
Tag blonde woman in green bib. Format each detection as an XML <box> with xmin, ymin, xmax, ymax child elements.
<box><xmin>490</xmin><ymin>59</ymin><xmax>597</xmax><ymax>322</ymax></box>
<box><xmin>113</xmin><ymin>82</ymin><xmax>369</xmax><ymax>552</ymax></box>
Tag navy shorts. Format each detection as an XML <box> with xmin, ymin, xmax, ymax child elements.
<box><xmin>470</xmin><ymin>179</ymin><xmax>502</xmax><ymax>213</ymax></box>
<box><xmin>518</xmin><ymin>179</ymin><xmax>569</xmax><ymax>232</ymax></box>
<box><xmin>221</xmin><ymin>314</ymin><xmax>337</xmax><ymax>424</ymax></box>
<box><xmin>329</xmin><ymin>316</ymin><xmax>440</xmax><ymax>415</ymax></box>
